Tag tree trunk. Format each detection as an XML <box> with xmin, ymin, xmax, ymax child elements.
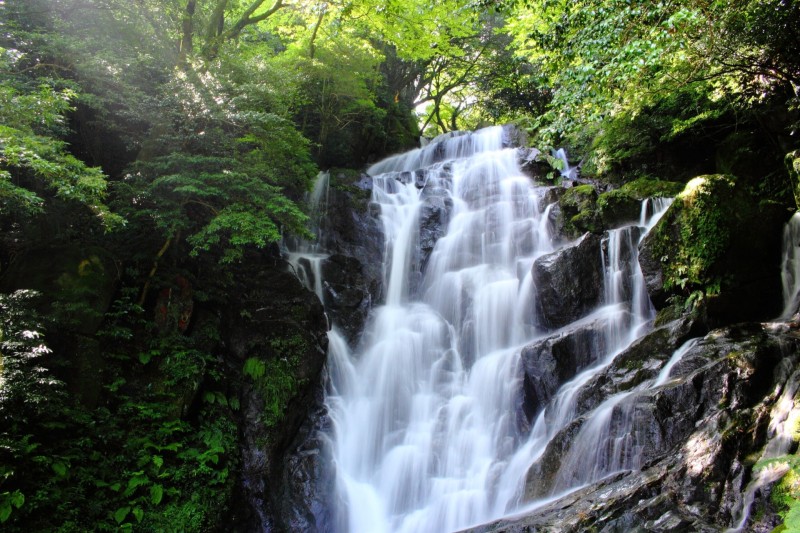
<box><xmin>178</xmin><ymin>0</ymin><xmax>196</xmax><ymax>67</ymax></box>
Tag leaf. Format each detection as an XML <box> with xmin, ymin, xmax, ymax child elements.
<box><xmin>10</xmin><ymin>492</ymin><xmax>24</xmax><ymax>508</ymax></box>
<box><xmin>150</xmin><ymin>484</ymin><xmax>164</xmax><ymax>505</ymax></box>
<box><xmin>123</xmin><ymin>473</ymin><xmax>149</xmax><ymax>497</ymax></box>
<box><xmin>51</xmin><ymin>462</ymin><xmax>67</xmax><ymax>477</ymax></box>
<box><xmin>0</xmin><ymin>503</ymin><xmax>11</xmax><ymax>523</ymax></box>
<box><xmin>114</xmin><ymin>506</ymin><xmax>131</xmax><ymax>524</ymax></box>
<box><xmin>229</xmin><ymin>396</ymin><xmax>241</xmax><ymax>410</ymax></box>
<box><xmin>152</xmin><ymin>455</ymin><xmax>164</xmax><ymax>470</ymax></box>
<box><xmin>138</xmin><ymin>351</ymin><xmax>153</xmax><ymax>364</ymax></box>
<box><xmin>132</xmin><ymin>507</ymin><xmax>144</xmax><ymax>523</ymax></box>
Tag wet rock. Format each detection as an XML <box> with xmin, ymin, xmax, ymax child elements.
<box><xmin>417</xmin><ymin>189</ymin><xmax>454</xmax><ymax>274</ymax></box>
<box><xmin>318</xmin><ymin>172</ymin><xmax>385</xmax><ymax>316</ymax></box>
<box><xmin>502</xmin><ymin>123</ymin><xmax>528</xmax><ymax>148</ymax></box>
<box><xmin>517</xmin><ymin>147</ymin><xmax>552</xmax><ymax>180</ymax></box>
<box><xmin>467</xmin><ymin>324</ymin><xmax>796</xmax><ymax>533</ymax></box>
<box><xmin>219</xmin><ymin>256</ymin><xmax>329</xmax><ymax>531</ymax></box>
<box><xmin>321</xmin><ymin>254</ymin><xmax>373</xmax><ymax>344</ymax></box>
<box><xmin>518</xmin><ymin>316</ymin><xmax>612</xmax><ymax>426</ymax></box>
<box><xmin>532</xmin><ymin>233</ymin><xmax>604</xmax><ymax>329</ymax></box>
<box><xmin>274</xmin><ymin>386</ymin><xmax>338</xmax><ymax>532</ymax></box>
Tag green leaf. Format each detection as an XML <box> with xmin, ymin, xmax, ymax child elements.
<box><xmin>114</xmin><ymin>506</ymin><xmax>131</xmax><ymax>524</ymax></box>
<box><xmin>10</xmin><ymin>492</ymin><xmax>24</xmax><ymax>508</ymax></box>
<box><xmin>152</xmin><ymin>455</ymin><xmax>164</xmax><ymax>470</ymax></box>
<box><xmin>132</xmin><ymin>507</ymin><xmax>144</xmax><ymax>523</ymax></box>
<box><xmin>51</xmin><ymin>462</ymin><xmax>67</xmax><ymax>477</ymax></box>
<box><xmin>123</xmin><ymin>473</ymin><xmax>150</xmax><ymax>497</ymax></box>
<box><xmin>150</xmin><ymin>484</ymin><xmax>164</xmax><ymax>505</ymax></box>
<box><xmin>0</xmin><ymin>503</ymin><xmax>11</xmax><ymax>523</ymax></box>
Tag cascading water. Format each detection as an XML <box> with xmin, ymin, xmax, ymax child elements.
<box><xmin>317</xmin><ymin>126</ymin><xmax>676</xmax><ymax>532</ymax></box>
<box><xmin>285</xmin><ymin>171</ymin><xmax>330</xmax><ymax>300</ymax></box>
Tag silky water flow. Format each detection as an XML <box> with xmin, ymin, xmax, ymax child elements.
<box><xmin>292</xmin><ymin>127</ymin><xmax>674</xmax><ymax>532</ymax></box>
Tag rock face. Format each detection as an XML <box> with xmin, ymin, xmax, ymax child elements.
<box><xmin>321</xmin><ymin>253</ymin><xmax>372</xmax><ymax>344</ymax></box>
<box><xmin>217</xmin><ymin>256</ymin><xmax>329</xmax><ymax>531</ymax></box>
<box><xmin>518</xmin><ymin>316</ymin><xmax>612</xmax><ymax>427</ymax></box>
<box><xmin>467</xmin><ymin>322</ymin><xmax>799</xmax><ymax>533</ymax></box>
<box><xmin>638</xmin><ymin>174</ymin><xmax>790</xmax><ymax>320</ymax></box>
<box><xmin>314</xmin><ymin>170</ymin><xmax>385</xmax><ymax>345</ymax></box>
<box><xmin>533</xmin><ymin>233</ymin><xmax>604</xmax><ymax>329</ymax></box>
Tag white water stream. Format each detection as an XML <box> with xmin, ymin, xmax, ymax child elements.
<box><xmin>312</xmin><ymin>127</ymin><xmax>675</xmax><ymax>532</ymax></box>
<box><xmin>285</xmin><ymin>171</ymin><xmax>331</xmax><ymax>301</ymax></box>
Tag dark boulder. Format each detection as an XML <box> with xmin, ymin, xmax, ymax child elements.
<box><xmin>218</xmin><ymin>257</ymin><xmax>329</xmax><ymax>531</ymax></box>
<box><xmin>518</xmin><ymin>316</ymin><xmax>612</xmax><ymax>427</ymax></box>
<box><xmin>638</xmin><ymin>174</ymin><xmax>790</xmax><ymax>321</ymax></box>
<box><xmin>532</xmin><ymin>233</ymin><xmax>604</xmax><ymax>329</ymax></box>
<box><xmin>318</xmin><ymin>171</ymin><xmax>385</xmax><ymax>310</ymax></box>
<box><xmin>321</xmin><ymin>253</ymin><xmax>373</xmax><ymax>345</ymax></box>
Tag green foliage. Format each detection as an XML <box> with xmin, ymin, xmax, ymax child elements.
<box><xmin>504</xmin><ymin>0</ymin><xmax>799</xmax><ymax>191</ymax></box>
<box><xmin>766</xmin><ymin>456</ymin><xmax>800</xmax><ymax>531</ymax></box>
<box><xmin>119</xmin><ymin>103</ymin><xmax>316</xmax><ymax>263</ymax></box>
<box><xmin>243</xmin><ymin>335</ymin><xmax>309</xmax><ymax>429</ymax></box>
<box><xmin>0</xmin><ymin>290</ymin><xmax>237</xmax><ymax>532</ymax></box>
<box><xmin>0</xmin><ymin>77</ymin><xmax>122</xmax><ymax>229</ymax></box>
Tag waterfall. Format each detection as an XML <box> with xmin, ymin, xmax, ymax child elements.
<box><xmin>327</xmin><ymin>127</ymin><xmax>552</xmax><ymax>532</ymax></box>
<box><xmin>552</xmin><ymin>148</ymin><xmax>577</xmax><ymax>180</ymax></box>
<box><xmin>780</xmin><ymin>212</ymin><xmax>800</xmax><ymax>318</ymax></box>
<box><xmin>285</xmin><ymin>171</ymin><xmax>330</xmax><ymax>300</ymax></box>
<box><xmin>312</xmin><ymin>126</ymin><xmax>682</xmax><ymax>533</ymax></box>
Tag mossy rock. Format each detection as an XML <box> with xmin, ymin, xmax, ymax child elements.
<box><xmin>597</xmin><ymin>189</ymin><xmax>641</xmax><ymax>228</ymax></box>
<box><xmin>639</xmin><ymin>174</ymin><xmax>789</xmax><ymax>323</ymax></box>
<box><xmin>619</xmin><ymin>177</ymin><xmax>685</xmax><ymax>200</ymax></box>
<box><xmin>786</xmin><ymin>150</ymin><xmax>800</xmax><ymax>210</ymax></box>
<box><xmin>559</xmin><ymin>184</ymin><xmax>601</xmax><ymax>236</ymax></box>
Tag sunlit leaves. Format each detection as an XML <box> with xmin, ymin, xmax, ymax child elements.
<box><xmin>0</xmin><ymin>81</ymin><xmax>123</xmax><ymax>228</ymax></box>
<box><xmin>505</xmin><ymin>0</ymin><xmax>800</xmax><ymax>144</ymax></box>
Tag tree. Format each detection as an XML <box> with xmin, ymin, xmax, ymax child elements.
<box><xmin>505</xmin><ymin>0</ymin><xmax>800</xmax><ymax>145</ymax></box>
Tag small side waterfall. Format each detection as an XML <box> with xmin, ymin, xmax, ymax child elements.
<box><xmin>285</xmin><ymin>171</ymin><xmax>331</xmax><ymax>300</ymax></box>
<box><xmin>552</xmin><ymin>148</ymin><xmax>577</xmax><ymax>180</ymax></box>
<box><xmin>314</xmin><ymin>127</ymin><xmax>678</xmax><ymax>532</ymax></box>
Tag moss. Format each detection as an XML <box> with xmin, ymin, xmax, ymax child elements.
<box><xmin>786</xmin><ymin>150</ymin><xmax>800</xmax><ymax>210</ymax></box>
<box><xmin>560</xmin><ymin>184</ymin><xmax>601</xmax><ymax>236</ymax></box>
<box><xmin>619</xmin><ymin>177</ymin><xmax>685</xmax><ymax>200</ymax></box>
<box><xmin>648</xmin><ymin>175</ymin><xmax>741</xmax><ymax>294</ymax></box>
<box><xmin>597</xmin><ymin>189</ymin><xmax>640</xmax><ymax>227</ymax></box>
<box><xmin>565</xmin><ymin>183</ymin><xmax>597</xmax><ymax>200</ymax></box>
<box><xmin>654</xmin><ymin>298</ymin><xmax>686</xmax><ymax>326</ymax></box>
<box><xmin>243</xmin><ymin>334</ymin><xmax>310</xmax><ymax>429</ymax></box>
<box><xmin>570</xmin><ymin>210</ymin><xmax>603</xmax><ymax>234</ymax></box>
